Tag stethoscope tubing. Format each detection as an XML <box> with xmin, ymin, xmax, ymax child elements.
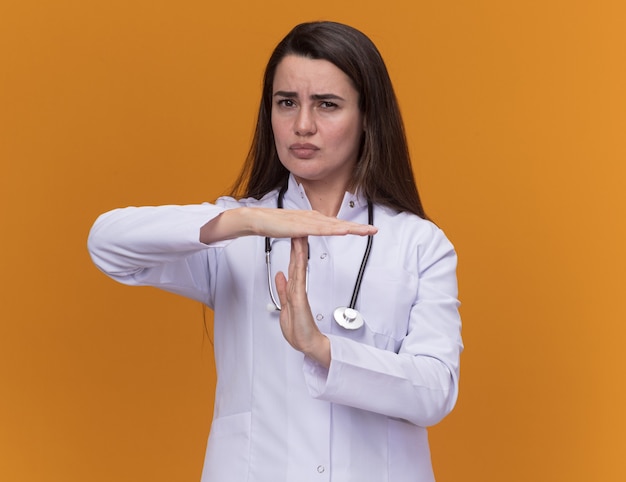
<box><xmin>264</xmin><ymin>183</ymin><xmax>373</xmax><ymax>328</ymax></box>
<box><xmin>265</xmin><ymin>247</ymin><xmax>282</xmax><ymax>311</ymax></box>
<box><xmin>348</xmin><ymin>201</ymin><xmax>373</xmax><ymax>310</ymax></box>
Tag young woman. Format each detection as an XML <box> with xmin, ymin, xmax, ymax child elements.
<box><xmin>88</xmin><ymin>21</ymin><xmax>463</xmax><ymax>482</ymax></box>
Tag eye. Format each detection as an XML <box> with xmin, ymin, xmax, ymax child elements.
<box><xmin>277</xmin><ymin>99</ymin><xmax>296</xmax><ymax>108</ymax></box>
<box><xmin>320</xmin><ymin>101</ymin><xmax>338</xmax><ymax>109</ymax></box>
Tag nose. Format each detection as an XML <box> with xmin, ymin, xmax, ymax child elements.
<box><xmin>294</xmin><ymin>107</ymin><xmax>316</xmax><ymax>136</ymax></box>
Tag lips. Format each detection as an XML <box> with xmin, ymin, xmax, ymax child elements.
<box><xmin>289</xmin><ymin>143</ymin><xmax>320</xmax><ymax>159</ymax></box>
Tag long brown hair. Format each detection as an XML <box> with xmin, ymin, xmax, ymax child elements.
<box><xmin>229</xmin><ymin>21</ymin><xmax>427</xmax><ymax>219</ymax></box>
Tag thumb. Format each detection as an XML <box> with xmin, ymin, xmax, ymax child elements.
<box><xmin>275</xmin><ymin>271</ymin><xmax>288</xmax><ymax>308</ymax></box>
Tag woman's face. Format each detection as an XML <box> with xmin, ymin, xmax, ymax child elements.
<box><xmin>271</xmin><ymin>55</ymin><xmax>363</xmax><ymax>193</ymax></box>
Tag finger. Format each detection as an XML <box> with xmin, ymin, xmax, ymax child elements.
<box><xmin>276</xmin><ymin>237</ymin><xmax>308</xmax><ymax>309</ymax></box>
<box><xmin>255</xmin><ymin>208</ymin><xmax>377</xmax><ymax>238</ymax></box>
<box><xmin>296</xmin><ymin>214</ymin><xmax>377</xmax><ymax>237</ymax></box>
<box><xmin>290</xmin><ymin>236</ymin><xmax>308</xmax><ymax>274</ymax></box>
<box><xmin>311</xmin><ymin>221</ymin><xmax>377</xmax><ymax>237</ymax></box>
<box><xmin>275</xmin><ymin>271</ymin><xmax>288</xmax><ymax>308</ymax></box>
<box><xmin>287</xmin><ymin>237</ymin><xmax>309</xmax><ymax>300</ymax></box>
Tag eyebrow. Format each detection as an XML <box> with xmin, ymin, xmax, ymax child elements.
<box><xmin>273</xmin><ymin>91</ymin><xmax>346</xmax><ymax>101</ymax></box>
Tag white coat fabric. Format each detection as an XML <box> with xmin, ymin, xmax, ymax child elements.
<box><xmin>87</xmin><ymin>175</ymin><xmax>463</xmax><ymax>482</ymax></box>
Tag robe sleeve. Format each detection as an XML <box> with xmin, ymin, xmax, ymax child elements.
<box><xmin>302</xmin><ymin>227</ymin><xmax>462</xmax><ymax>427</ymax></box>
<box><xmin>87</xmin><ymin>203</ymin><xmax>230</xmax><ymax>306</ymax></box>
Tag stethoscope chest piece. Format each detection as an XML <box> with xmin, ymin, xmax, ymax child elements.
<box><xmin>333</xmin><ymin>307</ymin><xmax>364</xmax><ymax>330</ymax></box>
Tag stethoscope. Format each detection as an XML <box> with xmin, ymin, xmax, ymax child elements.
<box><xmin>265</xmin><ymin>184</ymin><xmax>374</xmax><ymax>330</ymax></box>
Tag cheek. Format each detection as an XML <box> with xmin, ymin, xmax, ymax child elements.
<box><xmin>332</xmin><ymin>121</ymin><xmax>362</xmax><ymax>152</ymax></box>
<box><xmin>271</xmin><ymin>117</ymin><xmax>287</xmax><ymax>147</ymax></box>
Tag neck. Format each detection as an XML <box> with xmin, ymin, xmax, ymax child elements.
<box><xmin>296</xmin><ymin>178</ymin><xmax>348</xmax><ymax>217</ymax></box>
<box><xmin>309</xmin><ymin>193</ymin><xmax>344</xmax><ymax>217</ymax></box>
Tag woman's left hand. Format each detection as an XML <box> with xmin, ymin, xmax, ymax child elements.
<box><xmin>275</xmin><ymin>236</ymin><xmax>331</xmax><ymax>368</ymax></box>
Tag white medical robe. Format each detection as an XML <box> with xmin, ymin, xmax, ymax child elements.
<box><xmin>88</xmin><ymin>176</ymin><xmax>463</xmax><ymax>482</ymax></box>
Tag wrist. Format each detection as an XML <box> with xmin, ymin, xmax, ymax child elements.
<box><xmin>303</xmin><ymin>334</ymin><xmax>331</xmax><ymax>369</ymax></box>
<box><xmin>200</xmin><ymin>207</ymin><xmax>254</xmax><ymax>244</ymax></box>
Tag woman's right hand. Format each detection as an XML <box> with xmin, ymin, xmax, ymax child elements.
<box><xmin>200</xmin><ymin>207</ymin><xmax>377</xmax><ymax>244</ymax></box>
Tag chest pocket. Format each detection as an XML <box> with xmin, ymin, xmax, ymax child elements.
<box><xmin>348</xmin><ymin>266</ymin><xmax>418</xmax><ymax>350</ymax></box>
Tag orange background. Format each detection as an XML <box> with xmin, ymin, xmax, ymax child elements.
<box><xmin>1</xmin><ymin>1</ymin><xmax>625</xmax><ymax>481</ymax></box>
